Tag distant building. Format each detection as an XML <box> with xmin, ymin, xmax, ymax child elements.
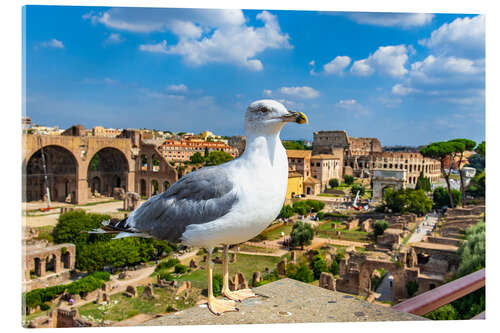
<box><xmin>228</xmin><ymin>136</ymin><xmax>246</xmax><ymax>155</ymax></box>
<box><xmin>313</xmin><ymin>130</ymin><xmax>440</xmax><ymax>187</ymax></box>
<box><xmin>159</xmin><ymin>139</ymin><xmax>238</xmax><ymax>162</ymax></box>
<box><xmin>92</xmin><ymin>126</ymin><xmax>122</xmax><ymax>137</ymax></box>
<box><xmin>311</xmin><ymin>154</ymin><xmax>342</xmax><ymax>191</ymax></box>
<box><xmin>286</xmin><ymin>171</ymin><xmax>304</xmax><ymax>199</ymax></box>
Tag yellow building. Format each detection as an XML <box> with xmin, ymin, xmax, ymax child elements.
<box><xmin>286</xmin><ymin>171</ymin><xmax>304</xmax><ymax>199</ymax></box>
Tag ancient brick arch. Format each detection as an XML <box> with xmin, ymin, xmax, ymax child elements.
<box><xmin>24</xmin><ymin>243</ymin><xmax>76</xmax><ymax>283</ymax></box>
<box><xmin>23</xmin><ymin>134</ymin><xmax>136</xmax><ymax>204</ymax></box>
<box><xmin>135</xmin><ymin>143</ymin><xmax>177</xmax><ymax>198</ymax></box>
<box><xmin>358</xmin><ymin>259</ymin><xmax>407</xmax><ymax>300</ymax></box>
<box><xmin>87</xmin><ymin>147</ymin><xmax>130</xmax><ymax>197</ymax></box>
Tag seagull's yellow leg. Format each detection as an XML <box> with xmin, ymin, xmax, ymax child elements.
<box><xmin>221</xmin><ymin>245</ymin><xmax>256</xmax><ymax>301</ymax></box>
<box><xmin>206</xmin><ymin>247</ymin><xmax>239</xmax><ymax>315</ymax></box>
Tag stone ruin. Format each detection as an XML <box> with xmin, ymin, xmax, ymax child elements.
<box><xmin>251</xmin><ymin>271</ymin><xmax>262</xmax><ymax>287</ymax></box>
<box><xmin>123</xmin><ymin>191</ymin><xmax>141</xmax><ymax>211</ymax></box>
<box><xmin>189</xmin><ymin>259</ymin><xmax>198</xmax><ymax>269</ymax></box>
<box><xmin>376</xmin><ymin>228</ymin><xmax>406</xmax><ymax>250</ymax></box>
<box><xmin>319</xmin><ymin>272</ymin><xmax>336</xmax><ymax>291</ymax></box>
<box><xmin>229</xmin><ymin>272</ymin><xmax>249</xmax><ymax>291</ymax></box>
<box><xmin>142</xmin><ymin>283</ymin><xmax>159</xmax><ymax>299</ymax></box>
<box><xmin>124</xmin><ymin>285</ymin><xmax>137</xmax><ymax>297</ymax></box>
<box><xmin>112</xmin><ymin>187</ymin><xmax>126</xmax><ymax>200</ymax></box>
<box><xmin>27</xmin><ymin>307</ymin><xmax>96</xmax><ymax>328</ymax></box>
<box><xmin>175</xmin><ymin>281</ymin><xmax>192</xmax><ymax>295</ymax></box>
<box><xmin>277</xmin><ymin>258</ymin><xmax>287</xmax><ymax>275</ymax></box>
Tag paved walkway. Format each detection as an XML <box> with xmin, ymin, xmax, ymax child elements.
<box><xmin>407</xmin><ymin>214</ymin><xmax>438</xmax><ymax>244</ymax></box>
<box><xmin>375</xmin><ymin>273</ymin><xmax>394</xmax><ymax>302</ymax></box>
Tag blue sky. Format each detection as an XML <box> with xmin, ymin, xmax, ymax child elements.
<box><xmin>24</xmin><ymin>6</ymin><xmax>485</xmax><ymax>146</ymax></box>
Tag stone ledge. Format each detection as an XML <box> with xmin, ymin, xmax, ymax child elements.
<box><xmin>142</xmin><ymin>278</ymin><xmax>425</xmax><ymax>326</ymax></box>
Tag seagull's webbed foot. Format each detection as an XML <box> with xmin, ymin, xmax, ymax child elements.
<box><xmin>207</xmin><ymin>297</ymin><xmax>239</xmax><ymax>316</ymax></box>
<box><xmin>222</xmin><ymin>288</ymin><xmax>256</xmax><ymax>302</ymax></box>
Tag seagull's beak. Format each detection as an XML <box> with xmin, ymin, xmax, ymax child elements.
<box><xmin>280</xmin><ymin>110</ymin><xmax>309</xmax><ymax>124</ymax></box>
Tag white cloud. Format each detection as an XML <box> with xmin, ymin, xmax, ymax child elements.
<box><xmin>104</xmin><ymin>33</ymin><xmax>124</xmax><ymax>44</ymax></box>
<box><xmin>392</xmin><ymin>84</ymin><xmax>416</xmax><ymax>96</ymax></box>
<box><xmin>166</xmin><ymin>84</ymin><xmax>188</xmax><ymax>93</ymax></box>
<box><xmin>87</xmin><ymin>8</ymin><xmax>291</xmax><ymax>71</ymax></box>
<box><xmin>40</xmin><ymin>38</ymin><xmax>64</xmax><ymax>49</ymax></box>
<box><xmin>409</xmin><ymin>55</ymin><xmax>484</xmax><ymax>84</ymax></box>
<box><xmin>323</xmin><ymin>56</ymin><xmax>351</xmax><ymax>75</ymax></box>
<box><xmin>346</xmin><ymin>13</ymin><xmax>434</xmax><ymax>28</ymax></box>
<box><xmin>351</xmin><ymin>45</ymin><xmax>409</xmax><ymax>77</ymax></box>
<box><xmin>335</xmin><ymin>99</ymin><xmax>370</xmax><ymax>116</ymax></box>
<box><xmin>139</xmin><ymin>40</ymin><xmax>168</xmax><ymax>54</ymax></box>
<box><xmin>263</xmin><ymin>89</ymin><xmax>273</xmax><ymax>97</ymax></box>
<box><xmin>309</xmin><ymin>60</ymin><xmax>315</xmax><ymax>66</ymax></box>
<box><xmin>278</xmin><ymin>99</ymin><xmax>304</xmax><ymax>110</ymax></box>
<box><xmin>280</xmin><ymin>86</ymin><xmax>320</xmax><ymax>99</ymax></box>
<box><xmin>419</xmin><ymin>15</ymin><xmax>484</xmax><ymax>58</ymax></box>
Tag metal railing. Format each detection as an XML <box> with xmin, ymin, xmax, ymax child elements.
<box><xmin>392</xmin><ymin>268</ymin><xmax>485</xmax><ymax>317</ymax></box>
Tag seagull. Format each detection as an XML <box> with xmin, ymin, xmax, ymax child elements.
<box><xmin>91</xmin><ymin>100</ymin><xmax>308</xmax><ymax>315</ymax></box>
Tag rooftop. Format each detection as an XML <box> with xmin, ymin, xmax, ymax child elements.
<box><xmin>141</xmin><ymin>278</ymin><xmax>424</xmax><ymax>326</ymax></box>
<box><xmin>286</xmin><ymin>150</ymin><xmax>312</xmax><ymax>159</ymax></box>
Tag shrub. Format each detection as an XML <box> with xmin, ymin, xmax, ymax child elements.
<box><xmin>40</xmin><ymin>303</ymin><xmax>50</xmax><ymax>311</ymax></box>
<box><xmin>351</xmin><ymin>184</ymin><xmax>366</xmax><ymax>196</ymax></box>
<box><xmin>52</xmin><ymin>210</ymin><xmax>112</xmax><ymax>245</ymax></box>
<box><xmin>373</xmin><ymin>220</ymin><xmax>389</xmax><ymax>237</ymax></box>
<box><xmin>174</xmin><ymin>264</ymin><xmax>188</xmax><ymax>274</ymax></box>
<box><xmin>343</xmin><ymin>175</ymin><xmax>354</xmax><ymax>185</ymax></box>
<box><xmin>316</xmin><ymin>212</ymin><xmax>325</xmax><ymax>220</ymax></box>
<box><xmin>433</xmin><ymin>187</ymin><xmax>461</xmax><ymax>209</ymax></box>
<box><xmin>158</xmin><ymin>272</ymin><xmax>174</xmax><ymax>281</ymax></box>
<box><xmin>212</xmin><ymin>274</ymin><xmax>223</xmax><ymax>296</ymax></box>
<box><xmin>329</xmin><ymin>178</ymin><xmax>339</xmax><ymax>188</ymax></box>
<box><xmin>156</xmin><ymin>258</ymin><xmax>180</xmax><ymax>271</ymax></box>
<box><xmin>330</xmin><ymin>259</ymin><xmax>339</xmax><ymax>275</ymax></box>
<box><xmin>424</xmin><ymin>304</ymin><xmax>457</xmax><ymax>320</ymax></box>
<box><xmin>406</xmin><ymin>281</ymin><xmax>419</xmax><ymax>297</ymax></box>
<box><xmin>288</xmin><ymin>264</ymin><xmax>314</xmax><ymax>283</ymax></box>
<box><xmin>311</xmin><ymin>254</ymin><xmax>329</xmax><ymax>279</ymax></box>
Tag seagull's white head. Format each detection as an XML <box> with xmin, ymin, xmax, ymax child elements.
<box><xmin>245</xmin><ymin>99</ymin><xmax>308</xmax><ymax>136</ymax></box>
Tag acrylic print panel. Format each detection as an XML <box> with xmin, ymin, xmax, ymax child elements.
<box><xmin>22</xmin><ymin>4</ymin><xmax>485</xmax><ymax>328</ymax></box>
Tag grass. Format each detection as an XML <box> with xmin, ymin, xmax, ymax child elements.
<box><xmin>317</xmin><ymin>193</ymin><xmax>343</xmax><ymax>198</ymax></box>
<box><xmin>236</xmin><ymin>244</ymin><xmax>278</xmax><ymax>254</ymax></box>
<box><xmin>176</xmin><ymin>253</ymin><xmax>284</xmax><ymax>289</ymax></box>
<box><xmin>33</xmin><ymin>225</ymin><xmax>55</xmax><ymax>242</ymax></box>
<box><xmin>261</xmin><ymin>224</ymin><xmax>293</xmax><ymax>240</ymax></box>
<box><xmin>316</xmin><ymin>221</ymin><xmax>370</xmax><ymax>242</ymax></box>
<box><xmin>77</xmin><ymin>285</ymin><xmax>200</xmax><ymax>323</ymax></box>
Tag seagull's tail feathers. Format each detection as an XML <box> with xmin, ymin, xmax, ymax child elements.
<box><xmin>86</xmin><ymin>218</ymin><xmax>152</xmax><ymax>239</ymax></box>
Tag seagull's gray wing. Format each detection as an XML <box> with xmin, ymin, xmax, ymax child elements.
<box><xmin>129</xmin><ymin>165</ymin><xmax>238</xmax><ymax>243</ymax></box>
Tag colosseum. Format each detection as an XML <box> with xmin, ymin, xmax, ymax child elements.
<box><xmin>312</xmin><ymin>130</ymin><xmax>441</xmax><ymax>187</ymax></box>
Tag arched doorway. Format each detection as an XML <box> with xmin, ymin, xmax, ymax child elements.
<box><xmin>62</xmin><ymin>251</ymin><xmax>71</xmax><ymax>269</ymax></box>
<box><xmin>163</xmin><ymin>181</ymin><xmax>170</xmax><ymax>192</ymax></box>
<box><xmin>369</xmin><ymin>268</ymin><xmax>395</xmax><ymax>303</ymax></box>
<box><xmin>26</xmin><ymin>145</ymin><xmax>78</xmax><ymax>203</ymax></box>
<box><xmin>45</xmin><ymin>254</ymin><xmax>57</xmax><ymax>274</ymax></box>
<box><xmin>151</xmin><ymin>180</ymin><xmax>159</xmax><ymax>196</ymax></box>
<box><xmin>87</xmin><ymin>148</ymin><xmax>129</xmax><ymax>197</ymax></box>
<box><xmin>140</xmin><ymin>179</ymin><xmax>147</xmax><ymax>197</ymax></box>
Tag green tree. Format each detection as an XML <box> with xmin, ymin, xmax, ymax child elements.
<box><xmin>330</xmin><ymin>259</ymin><xmax>339</xmax><ymax>275</ymax></box>
<box><xmin>288</xmin><ymin>264</ymin><xmax>314</xmax><ymax>282</ymax></box>
<box><xmin>449</xmin><ymin>221</ymin><xmax>485</xmax><ymax>319</ymax></box>
<box><xmin>205</xmin><ymin>151</ymin><xmax>234</xmax><ymax>166</ymax></box>
<box><xmin>474</xmin><ymin>141</ymin><xmax>485</xmax><ymax>157</ymax></box>
<box><xmin>373</xmin><ymin>220</ymin><xmax>389</xmax><ymax>237</ymax></box>
<box><xmin>467</xmin><ymin>154</ymin><xmax>485</xmax><ymax>173</ymax></box>
<box><xmin>343</xmin><ymin>175</ymin><xmax>354</xmax><ymax>185</ymax></box>
<box><xmin>415</xmin><ymin>171</ymin><xmax>431</xmax><ymax>192</ymax></box>
<box><xmin>290</xmin><ymin>221</ymin><xmax>314</xmax><ymax>249</ymax></box>
<box><xmin>384</xmin><ymin>188</ymin><xmax>433</xmax><ymax>215</ymax></box>
<box><xmin>406</xmin><ymin>281</ymin><xmax>419</xmax><ymax>297</ymax></box>
<box><xmin>424</xmin><ymin>304</ymin><xmax>457</xmax><ymax>320</ymax></box>
<box><xmin>311</xmin><ymin>254</ymin><xmax>329</xmax><ymax>279</ymax></box>
<box><xmin>466</xmin><ymin>171</ymin><xmax>485</xmax><ymax>198</ymax></box>
<box><xmin>204</xmin><ymin>146</ymin><xmax>209</xmax><ymax>157</ymax></box>
<box><xmin>351</xmin><ymin>184</ymin><xmax>366</xmax><ymax>196</ymax></box>
<box><xmin>329</xmin><ymin>178</ymin><xmax>339</xmax><ymax>188</ymax></box>
<box><xmin>283</xmin><ymin>141</ymin><xmax>312</xmax><ymax>150</ymax></box>
<box><xmin>190</xmin><ymin>152</ymin><xmax>205</xmax><ymax>164</ymax></box>
<box><xmin>449</xmin><ymin>139</ymin><xmax>476</xmax><ymax>205</ymax></box>
<box><xmin>433</xmin><ymin>187</ymin><xmax>461</xmax><ymax>209</ymax></box>
<box><xmin>420</xmin><ymin>141</ymin><xmax>465</xmax><ymax>208</ymax></box>
<box><xmin>279</xmin><ymin>205</ymin><xmax>294</xmax><ymax>219</ymax></box>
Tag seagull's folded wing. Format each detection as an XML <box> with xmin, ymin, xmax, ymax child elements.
<box><xmin>129</xmin><ymin>165</ymin><xmax>238</xmax><ymax>243</ymax></box>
